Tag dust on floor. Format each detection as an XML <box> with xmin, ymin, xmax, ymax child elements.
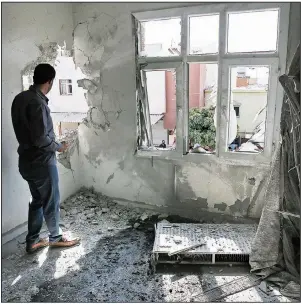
<box><xmin>1</xmin><ymin>189</ymin><xmax>297</xmax><ymax>302</ymax></box>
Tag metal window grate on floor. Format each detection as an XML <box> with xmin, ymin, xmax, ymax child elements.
<box><xmin>151</xmin><ymin>223</ymin><xmax>257</xmax><ymax>269</ymax></box>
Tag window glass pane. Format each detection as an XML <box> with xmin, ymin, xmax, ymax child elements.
<box><xmin>227</xmin><ymin>66</ymin><xmax>269</xmax><ymax>153</ymax></box>
<box><xmin>189</xmin><ymin>15</ymin><xmax>219</xmax><ymax>54</ymax></box>
<box><xmin>145</xmin><ymin>69</ymin><xmax>176</xmax><ymax>150</ymax></box>
<box><xmin>188</xmin><ymin>63</ymin><xmax>218</xmax><ymax>154</ymax></box>
<box><xmin>139</xmin><ymin>18</ymin><xmax>181</xmax><ymax>57</ymax></box>
<box><xmin>227</xmin><ymin>10</ymin><xmax>279</xmax><ymax>53</ymax></box>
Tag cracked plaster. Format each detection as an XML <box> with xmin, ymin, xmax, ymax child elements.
<box><xmin>72</xmin><ymin>3</ymin><xmax>276</xmax><ymax>220</ymax></box>
<box><xmin>3</xmin><ymin>2</ymin><xmax>300</xmax><ymax>241</ymax></box>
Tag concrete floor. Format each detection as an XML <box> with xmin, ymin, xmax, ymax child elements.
<box><xmin>1</xmin><ymin>190</ymin><xmax>297</xmax><ymax>302</ymax></box>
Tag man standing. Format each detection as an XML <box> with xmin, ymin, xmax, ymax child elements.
<box><xmin>11</xmin><ymin>63</ymin><xmax>79</xmax><ymax>253</ymax></box>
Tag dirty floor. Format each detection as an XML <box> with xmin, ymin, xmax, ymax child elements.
<box><xmin>1</xmin><ymin>189</ymin><xmax>297</xmax><ymax>302</ymax></box>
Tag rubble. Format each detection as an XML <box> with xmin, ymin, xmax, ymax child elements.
<box><xmin>134</xmin><ymin>223</ymin><xmax>140</xmax><ymax>229</ymax></box>
<box><xmin>140</xmin><ymin>213</ymin><xmax>149</xmax><ymax>221</ymax></box>
<box><xmin>2</xmin><ymin>187</ymin><xmax>295</xmax><ymax>303</ymax></box>
<box><xmin>110</xmin><ymin>214</ymin><xmax>119</xmax><ymax>220</ymax></box>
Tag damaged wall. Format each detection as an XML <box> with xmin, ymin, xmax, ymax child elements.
<box><xmin>72</xmin><ymin>2</ymin><xmax>296</xmax><ymax>220</ymax></box>
<box><xmin>1</xmin><ymin>3</ymin><xmax>80</xmax><ymax>240</ymax></box>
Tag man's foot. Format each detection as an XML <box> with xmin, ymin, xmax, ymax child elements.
<box><xmin>49</xmin><ymin>235</ymin><xmax>80</xmax><ymax>248</ymax></box>
<box><xmin>26</xmin><ymin>238</ymin><xmax>49</xmax><ymax>254</ymax></box>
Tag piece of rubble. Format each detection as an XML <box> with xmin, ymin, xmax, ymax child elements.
<box><xmin>60</xmin><ymin>209</ymin><xmax>67</xmax><ymax>217</ymax></box>
<box><xmin>107</xmin><ymin>227</ymin><xmax>114</xmax><ymax>231</ymax></box>
<box><xmin>70</xmin><ymin>208</ymin><xmax>78</xmax><ymax>215</ymax></box>
<box><xmin>173</xmin><ymin>236</ymin><xmax>182</xmax><ymax>244</ymax></box>
<box><xmin>110</xmin><ymin>214</ymin><xmax>119</xmax><ymax>220</ymax></box>
<box><xmin>140</xmin><ymin>213</ymin><xmax>149</xmax><ymax>221</ymax></box>
<box><xmin>102</xmin><ymin>208</ymin><xmax>109</xmax><ymax>213</ymax></box>
<box><xmin>134</xmin><ymin>223</ymin><xmax>140</xmax><ymax>229</ymax></box>
<box><xmin>92</xmin><ymin>221</ymin><xmax>98</xmax><ymax>225</ymax></box>
<box><xmin>258</xmin><ymin>281</ymin><xmax>268</xmax><ymax>294</ymax></box>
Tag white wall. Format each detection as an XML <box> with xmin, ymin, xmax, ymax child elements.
<box><xmin>146</xmin><ymin>71</ymin><xmax>166</xmax><ymax>114</ymax></box>
<box><xmin>232</xmin><ymin>91</ymin><xmax>267</xmax><ymax>133</ymax></box>
<box><xmin>2</xmin><ymin>3</ymin><xmax>80</xmax><ymax>240</ymax></box>
<box><xmin>48</xmin><ymin>56</ymin><xmax>88</xmax><ymax>113</ymax></box>
<box><xmin>152</xmin><ymin>120</ymin><xmax>168</xmax><ymax>146</ymax></box>
<box><xmin>72</xmin><ymin>2</ymin><xmax>277</xmax><ymax>220</ymax></box>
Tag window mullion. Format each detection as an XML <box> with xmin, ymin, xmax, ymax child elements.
<box><xmin>141</xmin><ymin>71</ymin><xmax>153</xmax><ymax>148</ymax></box>
<box><xmin>180</xmin><ymin>12</ymin><xmax>189</xmax><ymax>154</ymax></box>
<box><xmin>216</xmin><ymin>8</ymin><xmax>227</xmax><ymax>157</ymax></box>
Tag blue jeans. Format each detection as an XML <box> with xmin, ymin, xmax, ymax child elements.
<box><xmin>19</xmin><ymin>164</ymin><xmax>62</xmax><ymax>245</ymax></box>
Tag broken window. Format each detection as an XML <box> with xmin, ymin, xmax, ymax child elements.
<box><xmin>145</xmin><ymin>69</ymin><xmax>177</xmax><ymax>149</ymax></box>
<box><xmin>134</xmin><ymin>3</ymin><xmax>289</xmax><ymax>161</ymax></box>
<box><xmin>227</xmin><ymin>66</ymin><xmax>269</xmax><ymax>153</ymax></box>
<box><xmin>59</xmin><ymin>79</ymin><xmax>73</xmax><ymax>96</ymax></box>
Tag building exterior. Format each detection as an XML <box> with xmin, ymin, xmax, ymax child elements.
<box><xmin>22</xmin><ymin>48</ymin><xmax>88</xmax><ymax>137</ymax></box>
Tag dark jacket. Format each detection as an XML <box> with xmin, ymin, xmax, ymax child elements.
<box><xmin>11</xmin><ymin>85</ymin><xmax>61</xmax><ymax>167</ymax></box>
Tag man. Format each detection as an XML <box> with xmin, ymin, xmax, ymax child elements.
<box><xmin>11</xmin><ymin>63</ymin><xmax>80</xmax><ymax>253</ymax></box>
<box><xmin>159</xmin><ymin>140</ymin><xmax>166</xmax><ymax>148</ymax></box>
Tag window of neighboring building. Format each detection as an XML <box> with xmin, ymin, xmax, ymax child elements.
<box><xmin>59</xmin><ymin>79</ymin><xmax>73</xmax><ymax>96</ymax></box>
<box><xmin>234</xmin><ymin>106</ymin><xmax>240</xmax><ymax>118</ymax></box>
<box><xmin>134</xmin><ymin>3</ymin><xmax>289</xmax><ymax>162</ymax></box>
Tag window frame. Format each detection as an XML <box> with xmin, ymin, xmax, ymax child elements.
<box><xmin>133</xmin><ymin>2</ymin><xmax>290</xmax><ymax>164</ymax></box>
<box><xmin>59</xmin><ymin>79</ymin><xmax>73</xmax><ymax>96</ymax></box>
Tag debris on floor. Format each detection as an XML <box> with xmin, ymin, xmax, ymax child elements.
<box><xmin>1</xmin><ymin>188</ymin><xmax>297</xmax><ymax>303</ymax></box>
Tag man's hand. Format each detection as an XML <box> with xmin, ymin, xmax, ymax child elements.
<box><xmin>58</xmin><ymin>141</ymin><xmax>68</xmax><ymax>153</ymax></box>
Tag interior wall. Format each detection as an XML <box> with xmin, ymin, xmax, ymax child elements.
<box><xmin>2</xmin><ymin>3</ymin><xmax>299</xmax><ymax>239</ymax></box>
<box><xmin>286</xmin><ymin>2</ymin><xmax>300</xmax><ymax>68</ymax></box>
<box><xmin>1</xmin><ymin>3</ymin><xmax>79</xmax><ymax>240</ymax></box>
<box><xmin>73</xmin><ymin>2</ymin><xmax>297</xmax><ymax>220</ymax></box>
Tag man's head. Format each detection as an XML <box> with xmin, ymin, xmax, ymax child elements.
<box><xmin>162</xmin><ymin>140</ymin><xmax>165</xmax><ymax>144</ymax></box>
<box><xmin>33</xmin><ymin>63</ymin><xmax>56</xmax><ymax>95</ymax></box>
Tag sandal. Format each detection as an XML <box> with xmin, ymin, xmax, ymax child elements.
<box><xmin>26</xmin><ymin>238</ymin><xmax>48</xmax><ymax>254</ymax></box>
<box><xmin>49</xmin><ymin>235</ymin><xmax>80</xmax><ymax>248</ymax></box>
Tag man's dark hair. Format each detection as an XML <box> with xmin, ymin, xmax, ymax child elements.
<box><xmin>33</xmin><ymin>63</ymin><xmax>56</xmax><ymax>85</ymax></box>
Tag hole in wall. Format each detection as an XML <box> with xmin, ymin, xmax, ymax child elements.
<box><xmin>21</xmin><ymin>42</ymin><xmax>89</xmax><ymax>169</ymax></box>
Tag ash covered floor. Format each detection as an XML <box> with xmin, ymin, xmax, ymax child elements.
<box><xmin>1</xmin><ymin>189</ymin><xmax>297</xmax><ymax>302</ymax></box>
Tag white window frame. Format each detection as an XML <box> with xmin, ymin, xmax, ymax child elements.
<box><xmin>59</xmin><ymin>79</ymin><xmax>73</xmax><ymax>96</ymax></box>
<box><xmin>133</xmin><ymin>2</ymin><xmax>290</xmax><ymax>164</ymax></box>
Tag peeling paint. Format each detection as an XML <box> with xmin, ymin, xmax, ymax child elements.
<box><xmin>72</xmin><ymin>4</ymin><xmax>275</xmax><ymax>220</ymax></box>
<box><xmin>118</xmin><ymin>160</ymin><xmax>125</xmax><ymax>171</ymax></box>
<box><xmin>248</xmin><ymin>177</ymin><xmax>256</xmax><ymax>185</ymax></box>
<box><xmin>214</xmin><ymin>202</ymin><xmax>228</xmax><ymax>212</ymax></box>
<box><xmin>106</xmin><ymin>173</ymin><xmax>115</xmax><ymax>184</ymax></box>
<box><xmin>229</xmin><ymin>198</ymin><xmax>251</xmax><ymax>216</ymax></box>
<box><xmin>185</xmin><ymin>197</ymin><xmax>208</xmax><ymax>209</ymax></box>
<box><xmin>22</xmin><ymin>42</ymin><xmax>59</xmax><ymax>76</ymax></box>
